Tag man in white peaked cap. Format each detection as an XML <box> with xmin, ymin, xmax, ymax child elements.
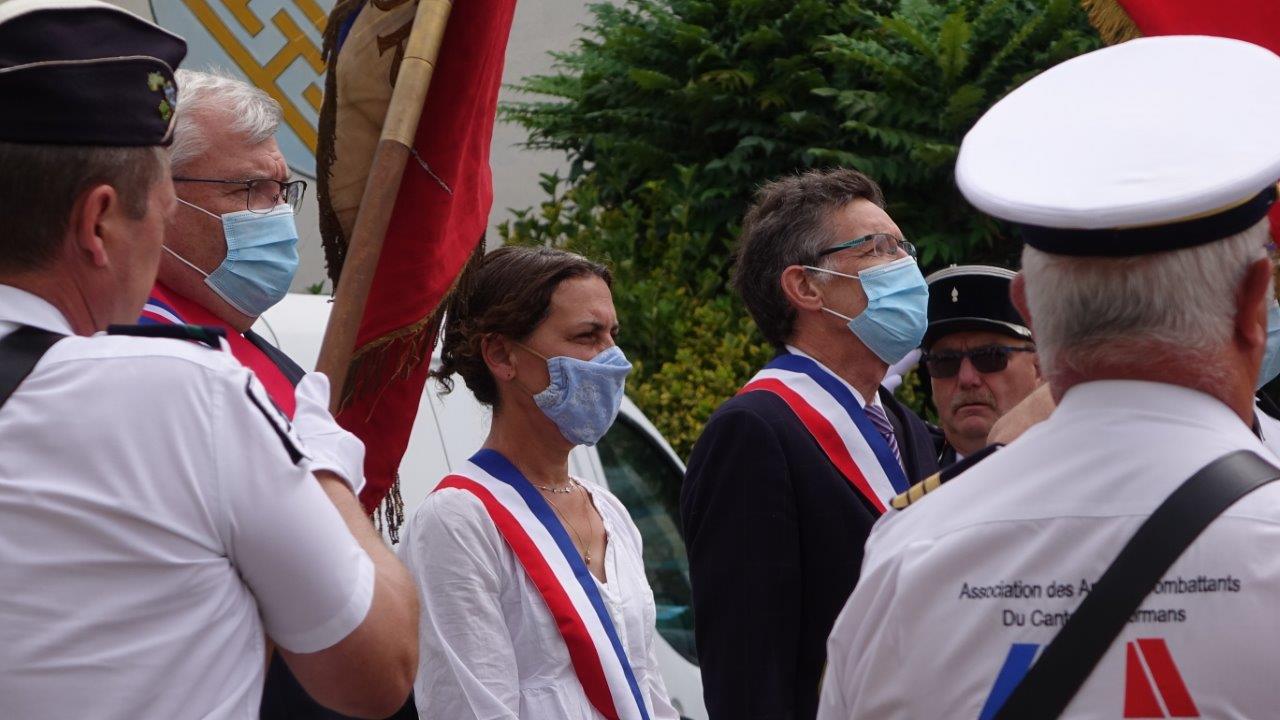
<box><xmin>818</xmin><ymin>35</ymin><xmax>1280</xmax><ymax>718</ymax></box>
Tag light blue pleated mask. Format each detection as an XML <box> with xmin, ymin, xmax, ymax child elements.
<box><xmin>169</xmin><ymin>199</ymin><xmax>299</xmax><ymax>317</ymax></box>
<box><xmin>804</xmin><ymin>256</ymin><xmax>930</xmax><ymax>364</ymax></box>
<box><xmin>522</xmin><ymin>344</ymin><xmax>633</xmax><ymax>446</ymax></box>
<box><xmin>1258</xmin><ymin>301</ymin><xmax>1280</xmax><ymax>389</ymax></box>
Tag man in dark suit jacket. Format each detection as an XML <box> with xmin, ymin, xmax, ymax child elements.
<box><xmin>682</xmin><ymin>168</ymin><xmax>940</xmax><ymax>720</ymax></box>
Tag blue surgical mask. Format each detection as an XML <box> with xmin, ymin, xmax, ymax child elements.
<box><xmin>804</xmin><ymin>256</ymin><xmax>929</xmax><ymax>364</ymax></box>
<box><xmin>520</xmin><ymin>344</ymin><xmax>633</xmax><ymax>446</ymax></box>
<box><xmin>1258</xmin><ymin>301</ymin><xmax>1280</xmax><ymax>389</ymax></box>
<box><xmin>168</xmin><ymin>199</ymin><xmax>300</xmax><ymax>317</ymax></box>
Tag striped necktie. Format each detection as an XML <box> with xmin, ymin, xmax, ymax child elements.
<box><xmin>864</xmin><ymin>402</ymin><xmax>903</xmax><ymax>470</ymax></box>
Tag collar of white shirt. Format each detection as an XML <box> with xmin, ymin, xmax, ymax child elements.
<box><xmin>1055</xmin><ymin>379</ymin><xmax>1245</xmax><ymax>432</ymax></box>
<box><xmin>0</xmin><ymin>284</ymin><xmax>75</xmax><ymax>335</ymax></box>
<box><xmin>784</xmin><ymin>343</ymin><xmax>883</xmax><ymax>410</ymax></box>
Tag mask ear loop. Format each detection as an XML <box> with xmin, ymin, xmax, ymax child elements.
<box><xmin>507</xmin><ymin>340</ymin><xmax>551</xmax><ymax>399</ymax></box>
<box><xmin>176</xmin><ymin>196</ymin><xmax>222</xmax><ymax>221</ymax></box>
<box><xmin>804</xmin><ymin>265</ymin><xmax>863</xmax><ymax>323</ymax></box>
<box><xmin>161</xmin><ymin>244</ymin><xmax>210</xmax><ymax>279</ymax></box>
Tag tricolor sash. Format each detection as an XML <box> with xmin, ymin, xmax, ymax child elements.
<box><xmin>739</xmin><ymin>353</ymin><xmax>908</xmax><ymax>513</ymax></box>
<box><xmin>434</xmin><ymin>449</ymin><xmax>652</xmax><ymax>720</ymax></box>
<box><xmin>139</xmin><ymin>283</ymin><xmax>297</xmax><ymax>418</ymax></box>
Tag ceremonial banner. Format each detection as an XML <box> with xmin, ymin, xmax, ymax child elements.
<box><xmin>435</xmin><ymin>450</ymin><xmax>654</xmax><ymax>720</ymax></box>
<box><xmin>317</xmin><ymin>0</ymin><xmax>518</xmax><ymax>526</ymax></box>
<box><xmin>1081</xmin><ymin>0</ymin><xmax>1280</xmax><ymax>242</ymax></box>
<box><xmin>740</xmin><ymin>352</ymin><xmax>908</xmax><ymax>514</ymax></box>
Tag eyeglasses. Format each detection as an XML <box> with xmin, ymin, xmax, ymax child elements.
<box><xmin>817</xmin><ymin>233</ymin><xmax>917</xmax><ymax>260</ymax></box>
<box><xmin>172</xmin><ymin>177</ymin><xmax>308</xmax><ymax>213</ymax></box>
<box><xmin>923</xmin><ymin>344</ymin><xmax>1035</xmax><ymax>378</ymax></box>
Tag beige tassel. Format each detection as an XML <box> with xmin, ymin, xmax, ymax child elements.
<box><xmin>1080</xmin><ymin>0</ymin><xmax>1144</xmax><ymax>45</ymax></box>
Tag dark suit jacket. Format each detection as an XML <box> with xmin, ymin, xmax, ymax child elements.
<box><xmin>248</xmin><ymin>331</ymin><xmax>419</xmax><ymax>720</ymax></box>
<box><xmin>681</xmin><ymin>386</ymin><xmax>938</xmax><ymax>720</ymax></box>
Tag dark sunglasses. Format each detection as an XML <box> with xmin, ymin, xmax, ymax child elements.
<box><xmin>923</xmin><ymin>345</ymin><xmax>1035</xmax><ymax>378</ymax></box>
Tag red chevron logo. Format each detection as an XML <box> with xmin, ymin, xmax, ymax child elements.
<box><xmin>1124</xmin><ymin>638</ymin><xmax>1200</xmax><ymax>718</ymax></box>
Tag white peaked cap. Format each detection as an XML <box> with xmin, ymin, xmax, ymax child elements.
<box><xmin>956</xmin><ymin>35</ymin><xmax>1280</xmax><ymax>256</ymax></box>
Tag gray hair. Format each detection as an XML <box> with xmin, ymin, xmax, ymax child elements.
<box><xmin>732</xmin><ymin>168</ymin><xmax>886</xmax><ymax>348</ymax></box>
<box><xmin>170</xmin><ymin>68</ymin><xmax>282</xmax><ymax>173</ymax></box>
<box><xmin>1022</xmin><ymin>219</ymin><xmax>1272</xmax><ymax>385</ymax></box>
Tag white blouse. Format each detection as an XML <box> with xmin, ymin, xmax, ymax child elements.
<box><xmin>399</xmin><ymin>477</ymin><xmax>680</xmax><ymax>720</ymax></box>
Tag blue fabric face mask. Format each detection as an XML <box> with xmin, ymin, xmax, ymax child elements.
<box><xmin>1258</xmin><ymin>301</ymin><xmax>1280</xmax><ymax>390</ymax></box>
<box><xmin>169</xmin><ymin>199</ymin><xmax>300</xmax><ymax>317</ymax></box>
<box><xmin>804</xmin><ymin>256</ymin><xmax>930</xmax><ymax>364</ymax></box>
<box><xmin>520</xmin><ymin>344</ymin><xmax>633</xmax><ymax>446</ymax></box>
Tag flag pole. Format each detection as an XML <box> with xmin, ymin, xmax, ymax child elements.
<box><xmin>316</xmin><ymin>0</ymin><xmax>454</xmax><ymax>411</ymax></box>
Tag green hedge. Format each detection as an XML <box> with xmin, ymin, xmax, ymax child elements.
<box><xmin>502</xmin><ymin>0</ymin><xmax>1099</xmax><ymax>459</ymax></box>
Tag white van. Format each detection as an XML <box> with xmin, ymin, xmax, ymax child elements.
<box><xmin>255</xmin><ymin>293</ymin><xmax>707</xmax><ymax>720</ymax></box>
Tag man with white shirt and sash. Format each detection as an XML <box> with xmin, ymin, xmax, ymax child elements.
<box><xmin>819</xmin><ymin>36</ymin><xmax>1280</xmax><ymax>719</ymax></box>
<box><xmin>680</xmin><ymin>168</ymin><xmax>938</xmax><ymax>720</ymax></box>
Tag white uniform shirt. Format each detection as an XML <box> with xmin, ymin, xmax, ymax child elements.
<box><xmin>819</xmin><ymin>380</ymin><xmax>1280</xmax><ymax>719</ymax></box>
<box><xmin>399</xmin><ymin>478</ymin><xmax>679</xmax><ymax>720</ymax></box>
<box><xmin>0</xmin><ymin>286</ymin><xmax>374</xmax><ymax>720</ymax></box>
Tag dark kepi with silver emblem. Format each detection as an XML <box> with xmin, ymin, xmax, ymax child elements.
<box><xmin>922</xmin><ymin>265</ymin><xmax>1030</xmax><ymax>350</ymax></box>
<box><xmin>0</xmin><ymin>0</ymin><xmax>187</xmax><ymax>147</ymax></box>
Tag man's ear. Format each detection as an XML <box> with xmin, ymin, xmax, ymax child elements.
<box><xmin>69</xmin><ymin>184</ymin><xmax>119</xmax><ymax>268</ymax></box>
<box><xmin>1235</xmin><ymin>256</ymin><xmax>1273</xmax><ymax>351</ymax></box>
<box><xmin>780</xmin><ymin>265</ymin><xmax>826</xmax><ymax>312</ymax></box>
<box><xmin>1011</xmin><ymin>272</ymin><xmax>1033</xmax><ymax>335</ymax></box>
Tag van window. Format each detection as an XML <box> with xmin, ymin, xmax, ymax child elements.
<box><xmin>597</xmin><ymin>417</ymin><xmax>697</xmax><ymax>665</ymax></box>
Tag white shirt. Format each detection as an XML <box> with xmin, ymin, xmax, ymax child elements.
<box><xmin>0</xmin><ymin>285</ymin><xmax>374</xmax><ymax>720</ymax></box>
<box><xmin>399</xmin><ymin>477</ymin><xmax>679</xmax><ymax>720</ymax></box>
<box><xmin>819</xmin><ymin>380</ymin><xmax>1280</xmax><ymax>719</ymax></box>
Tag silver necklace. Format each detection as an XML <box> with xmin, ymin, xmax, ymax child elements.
<box><xmin>535</xmin><ymin>478</ymin><xmax>578</xmax><ymax>495</ymax></box>
<box><xmin>544</xmin><ymin>491</ymin><xmax>594</xmax><ymax>563</ymax></box>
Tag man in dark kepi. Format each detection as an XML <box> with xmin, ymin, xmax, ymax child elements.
<box><xmin>921</xmin><ymin>265</ymin><xmax>1040</xmax><ymax>466</ymax></box>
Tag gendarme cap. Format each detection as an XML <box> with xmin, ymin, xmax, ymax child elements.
<box><xmin>923</xmin><ymin>265</ymin><xmax>1031</xmax><ymax>349</ymax></box>
<box><xmin>956</xmin><ymin>36</ymin><xmax>1280</xmax><ymax>257</ymax></box>
<box><xmin>0</xmin><ymin>0</ymin><xmax>187</xmax><ymax>146</ymax></box>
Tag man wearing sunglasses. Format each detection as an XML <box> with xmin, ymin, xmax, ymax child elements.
<box><xmin>921</xmin><ymin>266</ymin><xmax>1040</xmax><ymax>466</ymax></box>
<box><xmin>682</xmin><ymin>168</ymin><xmax>938</xmax><ymax>720</ymax></box>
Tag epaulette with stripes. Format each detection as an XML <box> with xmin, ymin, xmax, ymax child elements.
<box><xmin>106</xmin><ymin>323</ymin><xmax>226</xmax><ymax>350</ymax></box>
<box><xmin>890</xmin><ymin>443</ymin><xmax>1003</xmax><ymax>510</ymax></box>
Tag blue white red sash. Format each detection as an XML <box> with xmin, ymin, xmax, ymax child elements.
<box><xmin>434</xmin><ymin>449</ymin><xmax>652</xmax><ymax>720</ymax></box>
<box><xmin>739</xmin><ymin>352</ymin><xmax>908</xmax><ymax>513</ymax></box>
<box><xmin>139</xmin><ymin>294</ymin><xmax>185</xmax><ymax>325</ymax></box>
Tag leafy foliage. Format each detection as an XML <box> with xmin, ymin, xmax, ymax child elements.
<box><xmin>502</xmin><ymin>0</ymin><xmax>1100</xmax><ymax>457</ymax></box>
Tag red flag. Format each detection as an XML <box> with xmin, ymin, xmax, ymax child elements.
<box><xmin>1085</xmin><ymin>0</ymin><xmax>1280</xmax><ymax>242</ymax></box>
<box><xmin>317</xmin><ymin>0</ymin><xmax>518</xmax><ymax>528</ymax></box>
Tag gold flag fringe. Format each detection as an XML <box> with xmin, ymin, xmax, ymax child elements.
<box><xmin>316</xmin><ymin>0</ymin><xmax>365</xmax><ymax>284</ymax></box>
<box><xmin>341</xmin><ymin>237</ymin><xmax>487</xmax><ymax>540</ymax></box>
<box><xmin>1080</xmin><ymin>0</ymin><xmax>1143</xmax><ymax>45</ymax></box>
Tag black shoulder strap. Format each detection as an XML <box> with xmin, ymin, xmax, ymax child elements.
<box><xmin>994</xmin><ymin>449</ymin><xmax>1280</xmax><ymax>719</ymax></box>
<box><xmin>0</xmin><ymin>326</ymin><xmax>64</xmax><ymax>412</ymax></box>
<box><xmin>243</xmin><ymin>329</ymin><xmax>305</xmax><ymax>386</ymax></box>
<box><xmin>107</xmin><ymin>322</ymin><xmax>225</xmax><ymax>349</ymax></box>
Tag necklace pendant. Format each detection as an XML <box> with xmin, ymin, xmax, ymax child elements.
<box><xmin>584</xmin><ymin>550</ymin><xmax>592</xmax><ymax>563</ymax></box>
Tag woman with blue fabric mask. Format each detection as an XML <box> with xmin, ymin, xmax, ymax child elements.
<box><xmin>397</xmin><ymin>246</ymin><xmax>679</xmax><ymax>720</ymax></box>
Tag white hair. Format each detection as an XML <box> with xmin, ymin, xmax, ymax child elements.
<box><xmin>169</xmin><ymin>68</ymin><xmax>282</xmax><ymax>173</ymax></box>
<box><xmin>1022</xmin><ymin>219</ymin><xmax>1272</xmax><ymax>385</ymax></box>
